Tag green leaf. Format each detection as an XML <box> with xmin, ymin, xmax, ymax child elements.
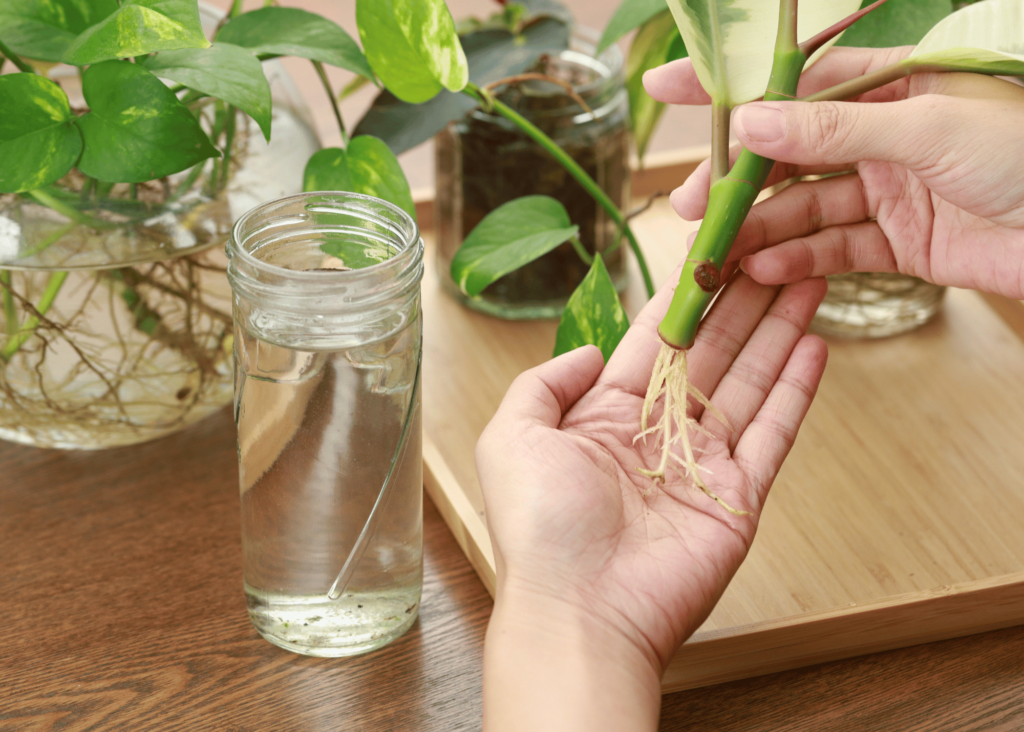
<box><xmin>75</xmin><ymin>60</ymin><xmax>219</xmax><ymax>183</ymax></box>
<box><xmin>450</xmin><ymin>196</ymin><xmax>579</xmax><ymax>297</ymax></box>
<box><xmin>357</xmin><ymin>0</ymin><xmax>469</xmax><ymax>104</ymax></box>
<box><xmin>554</xmin><ymin>254</ymin><xmax>629</xmax><ymax>362</ymax></box>
<box><xmin>142</xmin><ymin>42</ymin><xmax>272</xmax><ymax>141</ymax></box>
<box><xmin>0</xmin><ymin>74</ymin><xmax>82</xmax><ymax>193</ymax></box>
<box><xmin>353</xmin><ymin>18</ymin><xmax>571</xmax><ymax>155</ymax></box>
<box><xmin>303</xmin><ymin>136</ymin><xmax>416</xmax><ymax>221</ymax></box>
<box><xmin>908</xmin><ymin>0</ymin><xmax>1024</xmax><ymax>75</ymax></box>
<box><xmin>626</xmin><ymin>11</ymin><xmax>687</xmax><ymax>160</ymax></box>
<box><xmin>664</xmin><ymin>0</ymin><xmax>862</xmax><ymax>106</ymax></box>
<box><xmin>598</xmin><ymin>0</ymin><xmax>668</xmax><ymax>53</ymax></box>
<box><xmin>63</xmin><ymin>0</ymin><xmax>210</xmax><ymax>66</ymax></box>
<box><xmin>319</xmin><ymin>235</ymin><xmax>398</xmax><ymax>270</ymax></box>
<box><xmin>0</xmin><ymin>0</ymin><xmax>118</xmax><ymax>63</ymax></box>
<box><xmin>216</xmin><ymin>7</ymin><xmax>373</xmax><ymax>79</ymax></box>
<box><xmin>838</xmin><ymin>0</ymin><xmax>952</xmax><ymax>48</ymax></box>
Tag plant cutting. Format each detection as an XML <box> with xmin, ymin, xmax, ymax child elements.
<box><xmin>0</xmin><ymin>0</ymin><xmax>374</xmax><ymax>447</ymax></box>
<box><xmin>634</xmin><ymin>0</ymin><xmax>1024</xmax><ymax>510</ymax></box>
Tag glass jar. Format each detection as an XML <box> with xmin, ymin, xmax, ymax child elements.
<box><xmin>0</xmin><ymin>3</ymin><xmax>320</xmax><ymax>449</ymax></box>
<box><xmin>227</xmin><ymin>192</ymin><xmax>424</xmax><ymax>658</ymax></box>
<box><xmin>435</xmin><ymin>27</ymin><xmax>630</xmax><ymax>319</ymax></box>
<box><xmin>812</xmin><ymin>273</ymin><xmax>946</xmax><ymax>338</ymax></box>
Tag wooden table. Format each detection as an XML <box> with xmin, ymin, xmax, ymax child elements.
<box><xmin>3</xmin><ymin>407</ymin><xmax>1024</xmax><ymax>731</ymax></box>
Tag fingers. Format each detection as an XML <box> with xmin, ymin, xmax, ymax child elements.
<box><xmin>732</xmin><ymin>334</ymin><xmax>829</xmax><ymax>503</ymax></box>
<box><xmin>642</xmin><ymin>58</ymin><xmax>710</xmax><ymax>105</ymax></box>
<box><xmin>739</xmin><ymin>221</ymin><xmax>899</xmax><ymax>284</ymax></box>
<box><xmin>698</xmin><ymin>279</ymin><xmax>828</xmax><ymax>448</ymax></box>
<box><xmin>732</xmin><ymin>97</ymin><xmax>945</xmax><ymax>171</ymax></box>
<box><xmin>495</xmin><ymin>345</ymin><xmax>605</xmax><ymax>429</ymax></box>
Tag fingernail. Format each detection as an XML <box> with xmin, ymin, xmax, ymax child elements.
<box><xmin>735</xmin><ymin>105</ymin><xmax>785</xmax><ymax>143</ymax></box>
<box><xmin>738</xmin><ymin>256</ymin><xmax>751</xmax><ymax>274</ymax></box>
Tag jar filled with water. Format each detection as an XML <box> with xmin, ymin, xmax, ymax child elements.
<box><xmin>227</xmin><ymin>193</ymin><xmax>423</xmax><ymax>657</ymax></box>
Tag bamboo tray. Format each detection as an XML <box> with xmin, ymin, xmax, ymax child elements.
<box><xmin>419</xmin><ymin>153</ymin><xmax>1024</xmax><ymax>693</ymax></box>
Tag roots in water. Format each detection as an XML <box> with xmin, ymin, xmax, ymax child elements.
<box><xmin>634</xmin><ymin>343</ymin><xmax>750</xmax><ymax>516</ymax></box>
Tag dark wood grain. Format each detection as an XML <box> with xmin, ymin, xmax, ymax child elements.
<box><xmin>3</xmin><ymin>408</ymin><xmax>1024</xmax><ymax>731</ymax></box>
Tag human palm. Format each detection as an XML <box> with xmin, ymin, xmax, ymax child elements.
<box><xmin>649</xmin><ymin>46</ymin><xmax>1024</xmax><ymax>299</ymax></box>
<box><xmin>477</xmin><ymin>274</ymin><xmax>828</xmax><ymax>669</ymax></box>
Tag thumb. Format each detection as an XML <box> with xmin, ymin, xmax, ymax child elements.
<box><xmin>732</xmin><ymin>98</ymin><xmax>941</xmax><ymax>170</ymax></box>
<box><xmin>494</xmin><ymin>345</ymin><xmax>605</xmax><ymax>429</ymax></box>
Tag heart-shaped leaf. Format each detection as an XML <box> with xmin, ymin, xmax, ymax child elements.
<box><xmin>0</xmin><ymin>0</ymin><xmax>118</xmax><ymax>63</ymax></box>
<box><xmin>0</xmin><ymin>74</ymin><xmax>82</xmax><ymax>193</ymax></box>
<box><xmin>554</xmin><ymin>254</ymin><xmax>629</xmax><ymax>361</ymax></box>
<box><xmin>837</xmin><ymin>0</ymin><xmax>951</xmax><ymax>49</ymax></box>
<box><xmin>357</xmin><ymin>0</ymin><xmax>469</xmax><ymax>104</ymax></box>
<box><xmin>353</xmin><ymin>17</ymin><xmax>571</xmax><ymax>155</ymax></box>
<box><xmin>303</xmin><ymin>136</ymin><xmax>416</xmax><ymax>221</ymax></box>
<box><xmin>598</xmin><ymin>0</ymin><xmax>668</xmax><ymax>53</ymax></box>
<box><xmin>75</xmin><ymin>60</ymin><xmax>219</xmax><ymax>183</ymax></box>
<box><xmin>63</xmin><ymin>0</ymin><xmax>210</xmax><ymax>66</ymax></box>
<box><xmin>450</xmin><ymin>196</ymin><xmax>579</xmax><ymax>297</ymax></box>
<box><xmin>216</xmin><ymin>7</ymin><xmax>373</xmax><ymax>79</ymax></box>
<box><xmin>665</xmin><ymin>0</ymin><xmax>862</xmax><ymax>106</ymax></box>
<box><xmin>142</xmin><ymin>42</ymin><xmax>272</xmax><ymax>141</ymax></box>
<box><xmin>626</xmin><ymin>11</ymin><xmax>687</xmax><ymax>160</ymax></box>
<box><xmin>907</xmin><ymin>0</ymin><xmax>1024</xmax><ymax>76</ymax></box>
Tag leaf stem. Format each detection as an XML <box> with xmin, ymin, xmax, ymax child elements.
<box><xmin>462</xmin><ymin>82</ymin><xmax>655</xmax><ymax>298</ymax></box>
<box><xmin>568</xmin><ymin>235</ymin><xmax>594</xmax><ymax>266</ymax></box>
<box><xmin>27</xmin><ymin>189</ymin><xmax>119</xmax><ymax>230</ymax></box>
<box><xmin>1</xmin><ymin>272</ymin><xmax>17</xmax><ymax>337</ymax></box>
<box><xmin>0</xmin><ymin>271</ymin><xmax>68</xmax><ymax>362</ymax></box>
<box><xmin>314</xmin><ymin>60</ymin><xmax>349</xmax><ymax>148</ymax></box>
<box><xmin>220</xmin><ymin>105</ymin><xmax>237</xmax><ymax>190</ymax></box>
<box><xmin>229</xmin><ymin>0</ymin><xmax>245</xmax><ymax>18</ymax></box>
<box><xmin>0</xmin><ymin>38</ymin><xmax>34</xmax><ymax>74</ymax></box>
<box><xmin>19</xmin><ymin>223</ymin><xmax>77</xmax><ymax>259</ymax></box>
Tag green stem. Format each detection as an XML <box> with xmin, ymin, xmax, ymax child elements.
<box><xmin>1</xmin><ymin>272</ymin><xmax>16</xmax><ymax>337</ymax></box>
<box><xmin>569</xmin><ymin>235</ymin><xmax>594</xmax><ymax>266</ymax></box>
<box><xmin>27</xmin><ymin>189</ymin><xmax>119</xmax><ymax>230</ymax></box>
<box><xmin>0</xmin><ymin>38</ymin><xmax>34</xmax><ymax>73</ymax></box>
<box><xmin>1</xmin><ymin>271</ymin><xmax>68</xmax><ymax>362</ymax></box>
<box><xmin>462</xmin><ymin>83</ymin><xmax>655</xmax><ymax>299</ymax></box>
<box><xmin>229</xmin><ymin>0</ymin><xmax>244</xmax><ymax>18</ymax></box>
<box><xmin>314</xmin><ymin>60</ymin><xmax>349</xmax><ymax>147</ymax></box>
<box><xmin>19</xmin><ymin>223</ymin><xmax>76</xmax><ymax>259</ymax></box>
<box><xmin>170</xmin><ymin>161</ymin><xmax>207</xmax><ymax>202</ymax></box>
<box><xmin>220</xmin><ymin>105</ymin><xmax>237</xmax><ymax>190</ymax></box>
<box><xmin>659</xmin><ymin>0</ymin><xmax>805</xmax><ymax>349</ymax></box>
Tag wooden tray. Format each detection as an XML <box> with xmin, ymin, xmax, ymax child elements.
<box><xmin>420</xmin><ymin>159</ymin><xmax>1024</xmax><ymax>693</ymax></box>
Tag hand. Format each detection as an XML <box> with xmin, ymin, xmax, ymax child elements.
<box><xmin>644</xmin><ymin>47</ymin><xmax>1024</xmax><ymax>299</ymax></box>
<box><xmin>478</xmin><ymin>273</ymin><xmax>828</xmax><ymax>731</ymax></box>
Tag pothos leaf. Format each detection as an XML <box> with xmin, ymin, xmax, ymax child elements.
<box><xmin>0</xmin><ymin>0</ymin><xmax>119</xmax><ymax>63</ymax></box>
<box><xmin>142</xmin><ymin>42</ymin><xmax>273</xmax><ymax>142</ymax></box>
<box><xmin>598</xmin><ymin>0</ymin><xmax>668</xmax><ymax>53</ymax></box>
<box><xmin>357</xmin><ymin>0</ymin><xmax>469</xmax><ymax>104</ymax></box>
<box><xmin>63</xmin><ymin>0</ymin><xmax>210</xmax><ymax>66</ymax></box>
<box><xmin>216</xmin><ymin>7</ymin><xmax>374</xmax><ymax>80</ymax></box>
<box><xmin>626</xmin><ymin>10</ymin><xmax>687</xmax><ymax>160</ymax></box>
<box><xmin>0</xmin><ymin>74</ymin><xmax>82</xmax><ymax>193</ymax></box>
<box><xmin>554</xmin><ymin>254</ymin><xmax>629</xmax><ymax>362</ymax></box>
<box><xmin>75</xmin><ymin>61</ymin><xmax>219</xmax><ymax>183</ymax></box>
<box><xmin>664</xmin><ymin>0</ymin><xmax>862</xmax><ymax>106</ymax></box>
<box><xmin>450</xmin><ymin>196</ymin><xmax>579</xmax><ymax>298</ymax></box>
<box><xmin>303</xmin><ymin>136</ymin><xmax>416</xmax><ymax>221</ymax></box>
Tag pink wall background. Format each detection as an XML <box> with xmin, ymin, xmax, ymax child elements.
<box><xmin>212</xmin><ymin>0</ymin><xmax>712</xmax><ymax>191</ymax></box>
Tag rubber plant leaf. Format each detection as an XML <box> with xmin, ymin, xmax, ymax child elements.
<box><xmin>0</xmin><ymin>74</ymin><xmax>82</xmax><ymax>194</ymax></box>
<box><xmin>626</xmin><ymin>11</ymin><xmax>688</xmax><ymax>160</ymax></box>
<box><xmin>303</xmin><ymin>136</ymin><xmax>417</xmax><ymax>221</ymax></box>
<box><xmin>838</xmin><ymin>0</ymin><xmax>951</xmax><ymax>48</ymax></box>
<box><xmin>63</xmin><ymin>0</ymin><xmax>210</xmax><ymax>66</ymax></box>
<box><xmin>356</xmin><ymin>0</ymin><xmax>469</xmax><ymax>104</ymax></box>
<box><xmin>216</xmin><ymin>7</ymin><xmax>373</xmax><ymax>80</ymax></box>
<box><xmin>906</xmin><ymin>0</ymin><xmax>1024</xmax><ymax>76</ymax></box>
<box><xmin>352</xmin><ymin>17</ymin><xmax>570</xmax><ymax>156</ymax></box>
<box><xmin>554</xmin><ymin>254</ymin><xmax>629</xmax><ymax>362</ymax></box>
<box><xmin>75</xmin><ymin>61</ymin><xmax>219</xmax><ymax>183</ymax></box>
<box><xmin>0</xmin><ymin>0</ymin><xmax>119</xmax><ymax>63</ymax></box>
<box><xmin>450</xmin><ymin>196</ymin><xmax>579</xmax><ymax>298</ymax></box>
<box><xmin>664</xmin><ymin>0</ymin><xmax>862</xmax><ymax>106</ymax></box>
<box><xmin>598</xmin><ymin>0</ymin><xmax>668</xmax><ymax>53</ymax></box>
<box><xmin>142</xmin><ymin>42</ymin><xmax>273</xmax><ymax>141</ymax></box>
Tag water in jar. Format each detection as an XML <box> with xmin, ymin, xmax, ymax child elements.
<box><xmin>234</xmin><ymin>315</ymin><xmax>422</xmax><ymax>657</ymax></box>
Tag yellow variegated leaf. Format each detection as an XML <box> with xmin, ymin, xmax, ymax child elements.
<box><xmin>909</xmin><ymin>0</ymin><xmax>1024</xmax><ymax>76</ymax></box>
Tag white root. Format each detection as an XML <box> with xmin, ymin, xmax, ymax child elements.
<box><xmin>634</xmin><ymin>343</ymin><xmax>750</xmax><ymax>515</ymax></box>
